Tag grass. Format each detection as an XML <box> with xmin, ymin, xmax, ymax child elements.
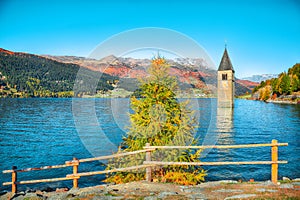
<box><xmin>236</xmin><ymin>94</ymin><xmax>252</xmax><ymax>99</ymax></box>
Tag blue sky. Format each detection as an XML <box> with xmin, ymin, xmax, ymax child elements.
<box><xmin>0</xmin><ymin>0</ymin><xmax>299</xmax><ymax>78</ymax></box>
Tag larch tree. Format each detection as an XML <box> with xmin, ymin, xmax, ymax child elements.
<box><xmin>105</xmin><ymin>55</ymin><xmax>206</xmax><ymax>185</ymax></box>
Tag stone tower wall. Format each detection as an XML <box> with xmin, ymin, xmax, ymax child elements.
<box><xmin>217</xmin><ymin>69</ymin><xmax>234</xmax><ymax>107</ymax></box>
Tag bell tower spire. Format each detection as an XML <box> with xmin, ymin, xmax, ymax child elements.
<box><xmin>217</xmin><ymin>47</ymin><xmax>235</xmax><ymax>107</ymax></box>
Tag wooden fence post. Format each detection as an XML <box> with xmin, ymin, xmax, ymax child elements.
<box><xmin>72</xmin><ymin>157</ymin><xmax>79</xmax><ymax>188</ymax></box>
<box><xmin>271</xmin><ymin>139</ymin><xmax>278</xmax><ymax>184</ymax></box>
<box><xmin>145</xmin><ymin>143</ymin><xmax>152</xmax><ymax>182</ymax></box>
<box><xmin>11</xmin><ymin>166</ymin><xmax>17</xmax><ymax>194</ymax></box>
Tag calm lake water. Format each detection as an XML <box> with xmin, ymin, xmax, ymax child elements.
<box><xmin>0</xmin><ymin>98</ymin><xmax>299</xmax><ymax>191</ymax></box>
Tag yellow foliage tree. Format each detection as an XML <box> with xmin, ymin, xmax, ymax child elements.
<box><xmin>105</xmin><ymin>55</ymin><xmax>206</xmax><ymax>185</ymax></box>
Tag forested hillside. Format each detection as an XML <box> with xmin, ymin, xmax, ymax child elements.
<box><xmin>0</xmin><ymin>48</ymin><xmax>117</xmax><ymax>97</ymax></box>
<box><xmin>252</xmin><ymin>63</ymin><xmax>300</xmax><ymax>101</ymax></box>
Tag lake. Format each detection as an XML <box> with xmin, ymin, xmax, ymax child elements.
<box><xmin>0</xmin><ymin>98</ymin><xmax>299</xmax><ymax>191</ymax></box>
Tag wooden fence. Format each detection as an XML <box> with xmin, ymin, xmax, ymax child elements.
<box><xmin>2</xmin><ymin>139</ymin><xmax>288</xmax><ymax>193</ymax></box>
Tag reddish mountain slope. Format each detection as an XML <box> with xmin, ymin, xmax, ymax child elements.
<box><xmin>236</xmin><ymin>79</ymin><xmax>259</xmax><ymax>89</ymax></box>
<box><xmin>0</xmin><ymin>48</ymin><xmax>15</xmax><ymax>55</ymax></box>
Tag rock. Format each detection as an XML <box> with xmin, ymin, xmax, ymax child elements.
<box><xmin>213</xmin><ymin>189</ymin><xmax>243</xmax><ymax>193</ymax></box>
<box><xmin>25</xmin><ymin>189</ymin><xmax>36</xmax><ymax>193</ymax></box>
<box><xmin>67</xmin><ymin>187</ymin><xmax>80</xmax><ymax>195</ymax></box>
<box><xmin>104</xmin><ymin>196</ymin><xmax>123</xmax><ymax>200</ymax></box>
<box><xmin>23</xmin><ymin>192</ymin><xmax>44</xmax><ymax>200</ymax></box>
<box><xmin>186</xmin><ymin>193</ymin><xmax>207</xmax><ymax>200</ymax></box>
<box><xmin>91</xmin><ymin>197</ymin><xmax>105</xmax><ymax>200</ymax></box>
<box><xmin>292</xmin><ymin>182</ymin><xmax>300</xmax><ymax>186</ymax></box>
<box><xmin>197</xmin><ymin>181</ymin><xmax>222</xmax><ymax>187</ymax></box>
<box><xmin>78</xmin><ymin>190</ymin><xmax>104</xmax><ymax>198</ymax></box>
<box><xmin>293</xmin><ymin>178</ymin><xmax>300</xmax><ymax>182</ymax></box>
<box><xmin>225</xmin><ymin>194</ymin><xmax>256</xmax><ymax>199</ymax></box>
<box><xmin>72</xmin><ymin>187</ymin><xmax>106</xmax><ymax>198</ymax></box>
<box><xmin>92</xmin><ymin>196</ymin><xmax>123</xmax><ymax>200</ymax></box>
<box><xmin>0</xmin><ymin>191</ymin><xmax>7</xmax><ymax>196</ymax></box>
<box><xmin>144</xmin><ymin>196</ymin><xmax>158</xmax><ymax>200</ymax></box>
<box><xmin>266</xmin><ymin>189</ymin><xmax>278</xmax><ymax>193</ymax></box>
<box><xmin>257</xmin><ymin>180</ymin><xmax>274</xmax><ymax>186</ymax></box>
<box><xmin>11</xmin><ymin>196</ymin><xmax>24</xmax><ymax>200</ymax></box>
<box><xmin>180</xmin><ymin>186</ymin><xmax>189</xmax><ymax>189</ymax></box>
<box><xmin>279</xmin><ymin>184</ymin><xmax>294</xmax><ymax>189</ymax></box>
<box><xmin>42</xmin><ymin>187</ymin><xmax>55</xmax><ymax>192</ymax></box>
<box><xmin>220</xmin><ymin>180</ymin><xmax>238</xmax><ymax>184</ymax></box>
<box><xmin>181</xmin><ymin>187</ymin><xmax>205</xmax><ymax>193</ymax></box>
<box><xmin>35</xmin><ymin>190</ymin><xmax>44</xmax><ymax>196</ymax></box>
<box><xmin>55</xmin><ymin>187</ymin><xmax>69</xmax><ymax>192</ymax></box>
<box><xmin>256</xmin><ymin>188</ymin><xmax>277</xmax><ymax>193</ymax></box>
<box><xmin>48</xmin><ymin>192</ymin><xmax>75</xmax><ymax>200</ymax></box>
<box><xmin>283</xmin><ymin>177</ymin><xmax>291</xmax><ymax>181</ymax></box>
<box><xmin>18</xmin><ymin>191</ymin><xmax>26</xmax><ymax>195</ymax></box>
<box><xmin>0</xmin><ymin>193</ymin><xmax>13</xmax><ymax>200</ymax></box>
<box><xmin>157</xmin><ymin>191</ymin><xmax>178</xmax><ymax>198</ymax></box>
<box><xmin>12</xmin><ymin>192</ymin><xmax>43</xmax><ymax>200</ymax></box>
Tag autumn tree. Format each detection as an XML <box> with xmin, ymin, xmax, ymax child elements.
<box><xmin>105</xmin><ymin>55</ymin><xmax>206</xmax><ymax>185</ymax></box>
<box><xmin>259</xmin><ymin>86</ymin><xmax>271</xmax><ymax>101</ymax></box>
<box><xmin>290</xmin><ymin>74</ymin><xmax>299</xmax><ymax>93</ymax></box>
<box><xmin>280</xmin><ymin>72</ymin><xmax>291</xmax><ymax>95</ymax></box>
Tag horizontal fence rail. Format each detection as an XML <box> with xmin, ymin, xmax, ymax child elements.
<box><xmin>143</xmin><ymin>161</ymin><xmax>288</xmax><ymax>166</ymax></box>
<box><xmin>77</xmin><ymin>149</ymin><xmax>156</xmax><ymax>163</ymax></box>
<box><xmin>2</xmin><ymin>139</ymin><xmax>287</xmax><ymax>194</ymax></box>
<box><xmin>143</xmin><ymin>143</ymin><xmax>289</xmax><ymax>150</ymax></box>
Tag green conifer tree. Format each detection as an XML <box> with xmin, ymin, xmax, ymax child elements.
<box><xmin>105</xmin><ymin>55</ymin><xmax>206</xmax><ymax>185</ymax></box>
<box><xmin>280</xmin><ymin>72</ymin><xmax>291</xmax><ymax>95</ymax></box>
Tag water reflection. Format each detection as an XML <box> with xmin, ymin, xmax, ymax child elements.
<box><xmin>215</xmin><ymin>105</ymin><xmax>234</xmax><ymax>160</ymax></box>
<box><xmin>216</xmin><ymin>105</ymin><xmax>234</xmax><ymax>144</ymax></box>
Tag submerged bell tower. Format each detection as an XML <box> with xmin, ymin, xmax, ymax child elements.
<box><xmin>217</xmin><ymin>47</ymin><xmax>235</xmax><ymax>107</ymax></box>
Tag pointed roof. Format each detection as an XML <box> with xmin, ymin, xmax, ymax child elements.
<box><xmin>218</xmin><ymin>48</ymin><xmax>234</xmax><ymax>72</ymax></box>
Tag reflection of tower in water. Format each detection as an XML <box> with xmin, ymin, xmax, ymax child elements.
<box><xmin>216</xmin><ymin>106</ymin><xmax>234</xmax><ymax>146</ymax></box>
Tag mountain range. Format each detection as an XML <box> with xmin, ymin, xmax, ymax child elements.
<box><xmin>241</xmin><ymin>74</ymin><xmax>278</xmax><ymax>83</ymax></box>
<box><xmin>0</xmin><ymin>48</ymin><xmax>257</xmax><ymax>97</ymax></box>
<box><xmin>43</xmin><ymin>54</ymin><xmax>258</xmax><ymax>96</ymax></box>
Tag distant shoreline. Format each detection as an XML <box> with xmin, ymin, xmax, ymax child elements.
<box><xmin>266</xmin><ymin>99</ymin><xmax>299</xmax><ymax>105</ymax></box>
<box><xmin>237</xmin><ymin>94</ymin><xmax>300</xmax><ymax>105</ymax></box>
